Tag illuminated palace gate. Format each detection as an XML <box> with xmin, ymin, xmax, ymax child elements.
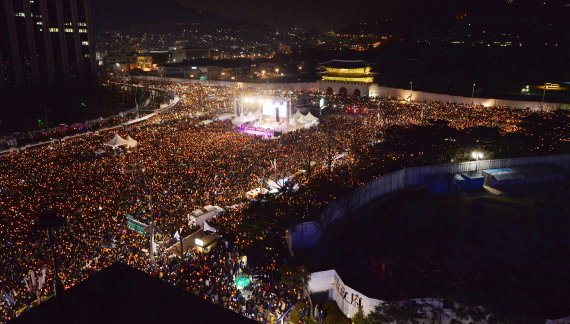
<box><xmin>318</xmin><ymin>60</ymin><xmax>377</xmax><ymax>97</ymax></box>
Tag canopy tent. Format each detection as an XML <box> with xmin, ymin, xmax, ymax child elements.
<box><xmin>232</xmin><ymin>115</ymin><xmax>245</xmax><ymax>125</ymax></box>
<box><xmin>253</xmin><ymin>109</ymin><xmax>263</xmax><ymax>120</ymax></box>
<box><xmin>296</xmin><ymin>115</ymin><xmax>307</xmax><ymax>124</ymax></box>
<box><xmin>293</xmin><ymin>119</ymin><xmax>306</xmax><ymax>129</ymax></box>
<box><xmin>125</xmin><ymin>136</ymin><xmax>138</xmax><ymax>148</ymax></box>
<box><xmin>292</xmin><ymin>111</ymin><xmax>304</xmax><ymax>119</ymax></box>
<box><xmin>304</xmin><ymin>112</ymin><xmax>319</xmax><ymax>122</ymax></box>
<box><xmin>274</xmin><ymin>120</ymin><xmax>289</xmax><ymax>132</ymax></box>
<box><xmin>199</xmin><ymin>120</ymin><xmax>214</xmax><ymax>126</ymax></box>
<box><xmin>214</xmin><ymin>113</ymin><xmax>235</xmax><ymax>122</ymax></box>
<box><xmin>243</xmin><ymin>112</ymin><xmax>255</xmax><ymax>123</ymax></box>
<box><xmin>104</xmin><ymin>134</ymin><xmax>130</xmax><ymax>148</ymax></box>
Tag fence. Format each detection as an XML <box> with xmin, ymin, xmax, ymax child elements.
<box><xmin>290</xmin><ymin>154</ymin><xmax>570</xmax><ymax>249</ymax></box>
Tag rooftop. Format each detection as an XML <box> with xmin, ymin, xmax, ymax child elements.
<box><xmin>12</xmin><ymin>263</ymin><xmax>254</xmax><ymax>324</ymax></box>
<box><xmin>318</xmin><ymin>59</ymin><xmax>375</xmax><ymax>69</ymax></box>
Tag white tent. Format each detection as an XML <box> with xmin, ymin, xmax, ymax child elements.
<box><xmin>105</xmin><ymin>134</ymin><xmax>130</xmax><ymax>148</ymax></box>
<box><xmin>288</xmin><ymin>118</ymin><xmax>298</xmax><ymax>128</ymax></box>
<box><xmin>253</xmin><ymin>109</ymin><xmax>263</xmax><ymax>120</ymax></box>
<box><xmin>214</xmin><ymin>113</ymin><xmax>234</xmax><ymax>122</ymax></box>
<box><xmin>292</xmin><ymin>111</ymin><xmax>304</xmax><ymax>119</ymax></box>
<box><xmin>295</xmin><ymin>120</ymin><xmax>307</xmax><ymax>129</ymax></box>
<box><xmin>232</xmin><ymin>115</ymin><xmax>244</xmax><ymax>125</ymax></box>
<box><xmin>305</xmin><ymin>112</ymin><xmax>319</xmax><ymax>122</ymax></box>
<box><xmin>273</xmin><ymin>120</ymin><xmax>288</xmax><ymax>132</ymax></box>
<box><xmin>126</xmin><ymin>136</ymin><xmax>138</xmax><ymax>148</ymax></box>
<box><xmin>242</xmin><ymin>112</ymin><xmax>253</xmax><ymax>122</ymax></box>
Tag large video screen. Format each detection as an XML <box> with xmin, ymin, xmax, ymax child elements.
<box><xmin>262</xmin><ymin>100</ymin><xmax>288</xmax><ymax>118</ymax></box>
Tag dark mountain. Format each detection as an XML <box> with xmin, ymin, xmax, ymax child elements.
<box><xmin>342</xmin><ymin>0</ymin><xmax>570</xmax><ymax>45</ymax></box>
<box><xmin>92</xmin><ymin>0</ymin><xmax>252</xmax><ymax>34</ymax></box>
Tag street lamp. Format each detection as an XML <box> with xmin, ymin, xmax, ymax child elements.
<box><xmin>541</xmin><ymin>84</ymin><xmax>547</xmax><ymax>110</ymax></box>
<box><xmin>409</xmin><ymin>81</ymin><xmax>413</xmax><ymax>103</ymax></box>
<box><xmin>471</xmin><ymin>151</ymin><xmax>484</xmax><ymax>160</ymax></box>
<box><xmin>471</xmin><ymin>151</ymin><xmax>484</xmax><ymax>172</ymax></box>
<box><xmin>471</xmin><ymin>83</ymin><xmax>476</xmax><ymax>106</ymax></box>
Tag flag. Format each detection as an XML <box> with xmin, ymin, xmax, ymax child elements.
<box><xmin>30</xmin><ymin>270</ymin><xmax>36</xmax><ymax>288</ymax></box>
<box><xmin>22</xmin><ymin>277</ymin><xmax>30</xmax><ymax>292</ymax></box>
<box><xmin>2</xmin><ymin>290</ymin><xmax>15</xmax><ymax>306</ymax></box>
<box><xmin>39</xmin><ymin>268</ymin><xmax>46</xmax><ymax>291</ymax></box>
<box><xmin>174</xmin><ymin>231</ymin><xmax>180</xmax><ymax>241</ymax></box>
<box><xmin>204</xmin><ymin>221</ymin><xmax>217</xmax><ymax>233</ymax></box>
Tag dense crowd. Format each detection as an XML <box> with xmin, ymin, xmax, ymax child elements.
<box><xmin>0</xmin><ymin>82</ymin><xmax>328</xmax><ymax>322</ymax></box>
<box><xmin>0</xmin><ymin>80</ymin><xmax>553</xmax><ymax>322</ymax></box>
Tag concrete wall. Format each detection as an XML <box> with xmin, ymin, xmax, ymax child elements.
<box><xmin>309</xmin><ymin>270</ymin><xmax>382</xmax><ymax>318</ymax></box>
<box><xmin>290</xmin><ymin>154</ymin><xmax>570</xmax><ymax>250</ymax></box>
<box><xmin>318</xmin><ymin>80</ymin><xmax>371</xmax><ymax>97</ymax></box>
<box><xmin>369</xmin><ymin>84</ymin><xmax>564</xmax><ymax>111</ymax></box>
<box><xmin>138</xmin><ymin>76</ymin><xmax>567</xmax><ymax>111</ymax></box>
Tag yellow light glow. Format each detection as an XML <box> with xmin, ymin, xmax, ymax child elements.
<box><xmin>322</xmin><ymin>76</ymin><xmax>374</xmax><ymax>83</ymax></box>
<box><xmin>324</xmin><ymin>67</ymin><xmax>371</xmax><ymax>75</ymax></box>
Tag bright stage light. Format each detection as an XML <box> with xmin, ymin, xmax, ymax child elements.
<box><xmin>195</xmin><ymin>238</ymin><xmax>204</xmax><ymax>247</ymax></box>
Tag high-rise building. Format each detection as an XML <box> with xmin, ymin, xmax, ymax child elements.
<box><xmin>0</xmin><ymin>0</ymin><xmax>96</xmax><ymax>88</ymax></box>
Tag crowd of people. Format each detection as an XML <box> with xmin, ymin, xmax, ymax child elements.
<box><xmin>0</xmin><ymin>81</ymin><xmax>329</xmax><ymax>322</ymax></box>
<box><xmin>0</xmin><ymin>80</ymin><xmax>554</xmax><ymax>322</ymax></box>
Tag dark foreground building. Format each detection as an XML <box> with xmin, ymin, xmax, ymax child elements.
<box><xmin>0</xmin><ymin>0</ymin><xmax>96</xmax><ymax>88</ymax></box>
<box><xmin>11</xmin><ymin>263</ymin><xmax>254</xmax><ymax>324</ymax></box>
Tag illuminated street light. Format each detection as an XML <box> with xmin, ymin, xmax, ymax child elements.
<box><xmin>471</xmin><ymin>151</ymin><xmax>484</xmax><ymax>172</ymax></box>
<box><xmin>471</xmin><ymin>83</ymin><xmax>476</xmax><ymax>106</ymax></box>
<box><xmin>471</xmin><ymin>151</ymin><xmax>484</xmax><ymax>160</ymax></box>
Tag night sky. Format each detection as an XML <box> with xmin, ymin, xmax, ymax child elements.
<box><xmin>93</xmin><ymin>0</ymin><xmax>569</xmax><ymax>32</ymax></box>
<box><xmin>94</xmin><ymin>0</ymin><xmax>400</xmax><ymax>31</ymax></box>
<box><xmin>178</xmin><ymin>0</ymin><xmax>390</xmax><ymax>30</ymax></box>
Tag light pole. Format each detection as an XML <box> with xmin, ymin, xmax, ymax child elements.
<box><xmin>409</xmin><ymin>82</ymin><xmax>413</xmax><ymax>103</ymax></box>
<box><xmin>471</xmin><ymin>151</ymin><xmax>484</xmax><ymax>172</ymax></box>
<box><xmin>471</xmin><ymin>83</ymin><xmax>476</xmax><ymax>106</ymax></box>
<box><xmin>43</xmin><ymin>106</ymin><xmax>49</xmax><ymax>130</ymax></box>
<box><xmin>541</xmin><ymin>84</ymin><xmax>546</xmax><ymax>111</ymax></box>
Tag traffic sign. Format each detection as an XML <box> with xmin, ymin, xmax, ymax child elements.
<box><xmin>126</xmin><ymin>215</ymin><xmax>149</xmax><ymax>235</ymax></box>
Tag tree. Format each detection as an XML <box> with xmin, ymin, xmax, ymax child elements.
<box><xmin>280</xmin><ymin>264</ymin><xmax>314</xmax><ymax>318</ymax></box>
<box><xmin>352</xmin><ymin>306</ymin><xmax>368</xmax><ymax>324</ymax></box>
<box><xmin>366</xmin><ymin>301</ymin><xmax>421</xmax><ymax>324</ymax></box>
